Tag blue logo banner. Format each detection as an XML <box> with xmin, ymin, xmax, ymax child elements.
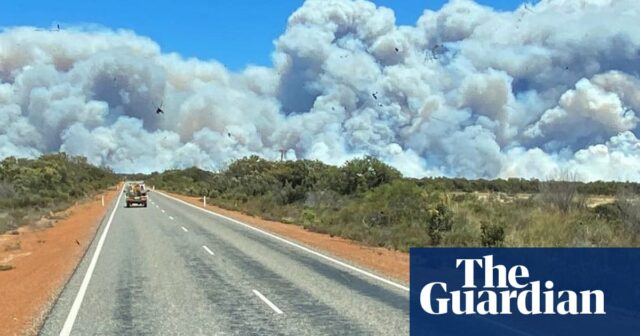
<box><xmin>410</xmin><ymin>248</ymin><xmax>640</xmax><ymax>336</ymax></box>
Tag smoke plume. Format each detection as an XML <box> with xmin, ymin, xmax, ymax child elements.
<box><xmin>1</xmin><ymin>0</ymin><xmax>639</xmax><ymax>180</ymax></box>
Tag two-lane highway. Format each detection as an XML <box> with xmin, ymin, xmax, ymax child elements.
<box><xmin>40</xmin><ymin>190</ymin><xmax>409</xmax><ymax>335</ymax></box>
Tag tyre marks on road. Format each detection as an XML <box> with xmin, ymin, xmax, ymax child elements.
<box><xmin>113</xmin><ymin>247</ymin><xmax>156</xmax><ymax>335</ymax></box>
<box><xmin>182</xmin><ymin>222</ymin><xmax>368</xmax><ymax>334</ymax></box>
<box><xmin>153</xmin><ymin>197</ymin><xmax>366</xmax><ymax>334</ymax></box>
<box><xmin>170</xmin><ymin>239</ymin><xmax>283</xmax><ymax>333</ymax></box>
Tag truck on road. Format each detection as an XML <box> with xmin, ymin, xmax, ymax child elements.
<box><xmin>125</xmin><ymin>181</ymin><xmax>147</xmax><ymax>208</ymax></box>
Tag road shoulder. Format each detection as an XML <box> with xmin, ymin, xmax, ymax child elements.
<box><xmin>0</xmin><ymin>187</ymin><xmax>119</xmax><ymax>336</ymax></box>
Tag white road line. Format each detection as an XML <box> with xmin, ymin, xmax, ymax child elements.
<box><xmin>181</xmin><ymin>226</ymin><xmax>188</xmax><ymax>232</ymax></box>
<box><xmin>155</xmin><ymin>205</ymin><xmax>159</xmax><ymax>208</ymax></box>
<box><xmin>202</xmin><ymin>245</ymin><xmax>214</xmax><ymax>255</ymax></box>
<box><xmin>59</xmin><ymin>190</ymin><xmax>122</xmax><ymax>336</ymax></box>
<box><xmin>252</xmin><ymin>289</ymin><xmax>284</xmax><ymax>314</ymax></box>
<box><xmin>169</xmin><ymin>216</ymin><xmax>174</xmax><ymax>220</ymax></box>
<box><xmin>156</xmin><ymin>191</ymin><xmax>409</xmax><ymax>292</ymax></box>
<box><xmin>161</xmin><ymin>209</ymin><xmax>165</xmax><ymax>213</ymax></box>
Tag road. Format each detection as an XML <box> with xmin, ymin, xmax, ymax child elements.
<box><xmin>40</xmin><ymin>190</ymin><xmax>409</xmax><ymax>335</ymax></box>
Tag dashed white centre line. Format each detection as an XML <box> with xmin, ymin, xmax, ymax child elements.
<box><xmin>169</xmin><ymin>216</ymin><xmax>174</xmax><ymax>220</ymax></box>
<box><xmin>252</xmin><ymin>290</ymin><xmax>284</xmax><ymax>314</ymax></box>
<box><xmin>202</xmin><ymin>245</ymin><xmax>214</xmax><ymax>255</ymax></box>
<box><xmin>156</xmin><ymin>191</ymin><xmax>409</xmax><ymax>292</ymax></box>
<box><xmin>161</xmin><ymin>209</ymin><xmax>165</xmax><ymax>213</ymax></box>
<box><xmin>155</xmin><ymin>205</ymin><xmax>159</xmax><ymax>208</ymax></box>
<box><xmin>181</xmin><ymin>226</ymin><xmax>188</xmax><ymax>232</ymax></box>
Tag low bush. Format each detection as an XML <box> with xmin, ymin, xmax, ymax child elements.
<box><xmin>480</xmin><ymin>221</ymin><xmax>506</xmax><ymax>247</ymax></box>
<box><xmin>144</xmin><ymin>156</ymin><xmax>640</xmax><ymax>251</ymax></box>
<box><xmin>0</xmin><ymin>154</ymin><xmax>117</xmax><ymax>233</ymax></box>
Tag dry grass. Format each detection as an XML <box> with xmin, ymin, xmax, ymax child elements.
<box><xmin>3</xmin><ymin>240</ymin><xmax>21</xmax><ymax>252</ymax></box>
<box><xmin>0</xmin><ymin>263</ymin><xmax>14</xmax><ymax>271</ymax></box>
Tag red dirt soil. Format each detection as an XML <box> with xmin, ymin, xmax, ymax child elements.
<box><xmin>165</xmin><ymin>192</ymin><xmax>409</xmax><ymax>284</ymax></box>
<box><xmin>0</xmin><ymin>186</ymin><xmax>119</xmax><ymax>336</ymax></box>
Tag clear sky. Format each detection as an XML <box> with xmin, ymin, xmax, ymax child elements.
<box><xmin>0</xmin><ymin>0</ymin><xmax>535</xmax><ymax>70</ymax></box>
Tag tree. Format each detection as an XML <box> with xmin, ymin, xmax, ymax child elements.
<box><xmin>616</xmin><ymin>187</ymin><xmax>640</xmax><ymax>240</ymax></box>
<box><xmin>539</xmin><ymin>169</ymin><xmax>581</xmax><ymax>213</ymax></box>
<box><xmin>339</xmin><ymin>156</ymin><xmax>401</xmax><ymax>194</ymax></box>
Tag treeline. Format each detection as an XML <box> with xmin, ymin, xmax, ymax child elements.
<box><xmin>147</xmin><ymin>156</ymin><xmax>640</xmax><ymax>250</ymax></box>
<box><xmin>417</xmin><ymin>177</ymin><xmax>640</xmax><ymax>195</ymax></box>
<box><xmin>147</xmin><ymin>156</ymin><xmax>401</xmax><ymax>200</ymax></box>
<box><xmin>0</xmin><ymin>154</ymin><xmax>117</xmax><ymax>233</ymax></box>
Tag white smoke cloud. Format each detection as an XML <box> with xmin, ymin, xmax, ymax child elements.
<box><xmin>0</xmin><ymin>0</ymin><xmax>639</xmax><ymax>181</ymax></box>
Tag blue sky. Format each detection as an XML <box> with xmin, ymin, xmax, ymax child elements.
<box><xmin>1</xmin><ymin>0</ymin><xmax>534</xmax><ymax>70</ymax></box>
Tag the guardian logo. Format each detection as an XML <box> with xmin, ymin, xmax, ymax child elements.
<box><xmin>420</xmin><ymin>255</ymin><xmax>606</xmax><ymax>316</ymax></box>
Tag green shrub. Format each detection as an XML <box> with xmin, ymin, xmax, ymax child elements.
<box><xmin>427</xmin><ymin>202</ymin><xmax>453</xmax><ymax>245</ymax></box>
<box><xmin>0</xmin><ymin>154</ymin><xmax>117</xmax><ymax>233</ymax></box>
<box><xmin>593</xmin><ymin>203</ymin><xmax>623</xmax><ymax>222</ymax></box>
<box><xmin>480</xmin><ymin>221</ymin><xmax>505</xmax><ymax>247</ymax></box>
<box><xmin>301</xmin><ymin>209</ymin><xmax>316</xmax><ymax>227</ymax></box>
<box><xmin>443</xmin><ymin>212</ymin><xmax>481</xmax><ymax>246</ymax></box>
<box><xmin>142</xmin><ymin>155</ymin><xmax>640</xmax><ymax>250</ymax></box>
<box><xmin>338</xmin><ymin>156</ymin><xmax>401</xmax><ymax>194</ymax></box>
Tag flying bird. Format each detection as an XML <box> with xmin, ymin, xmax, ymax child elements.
<box><xmin>155</xmin><ymin>102</ymin><xmax>164</xmax><ymax>114</ymax></box>
<box><xmin>372</xmin><ymin>92</ymin><xmax>378</xmax><ymax>100</ymax></box>
<box><xmin>75</xmin><ymin>240</ymin><xmax>80</xmax><ymax>246</ymax></box>
<box><xmin>395</xmin><ymin>47</ymin><xmax>399</xmax><ymax>52</ymax></box>
<box><xmin>431</xmin><ymin>44</ymin><xmax>443</xmax><ymax>59</ymax></box>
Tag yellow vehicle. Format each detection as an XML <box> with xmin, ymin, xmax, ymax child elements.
<box><xmin>125</xmin><ymin>182</ymin><xmax>147</xmax><ymax>208</ymax></box>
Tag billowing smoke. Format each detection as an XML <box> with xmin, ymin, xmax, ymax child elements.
<box><xmin>1</xmin><ymin>0</ymin><xmax>639</xmax><ymax>180</ymax></box>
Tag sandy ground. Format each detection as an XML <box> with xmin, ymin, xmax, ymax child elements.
<box><xmin>452</xmin><ymin>191</ymin><xmax>616</xmax><ymax>208</ymax></box>
<box><xmin>586</xmin><ymin>196</ymin><xmax>616</xmax><ymax>208</ymax></box>
<box><xmin>165</xmin><ymin>192</ymin><xmax>409</xmax><ymax>284</ymax></box>
<box><xmin>0</xmin><ymin>186</ymin><xmax>119</xmax><ymax>336</ymax></box>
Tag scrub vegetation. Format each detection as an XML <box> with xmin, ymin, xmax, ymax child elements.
<box><xmin>146</xmin><ymin>156</ymin><xmax>640</xmax><ymax>251</ymax></box>
<box><xmin>0</xmin><ymin>154</ymin><xmax>118</xmax><ymax>234</ymax></box>
<box><xmin>4</xmin><ymin>153</ymin><xmax>638</xmax><ymax>250</ymax></box>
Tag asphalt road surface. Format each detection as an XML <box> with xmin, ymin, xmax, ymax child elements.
<box><xmin>40</xmin><ymin>190</ymin><xmax>409</xmax><ymax>335</ymax></box>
